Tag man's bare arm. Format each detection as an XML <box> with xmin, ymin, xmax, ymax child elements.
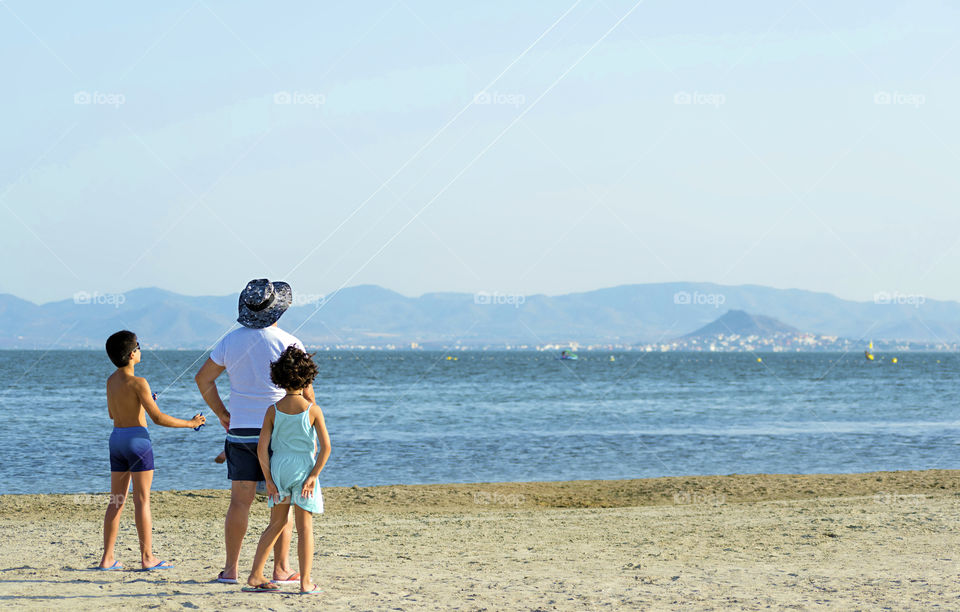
<box><xmin>195</xmin><ymin>358</ymin><xmax>229</xmax><ymax>430</ymax></box>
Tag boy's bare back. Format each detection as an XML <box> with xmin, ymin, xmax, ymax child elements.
<box><xmin>107</xmin><ymin>370</ymin><xmax>156</xmax><ymax>428</ymax></box>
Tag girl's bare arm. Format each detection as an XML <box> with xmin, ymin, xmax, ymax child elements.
<box><xmin>308</xmin><ymin>404</ymin><xmax>331</xmax><ymax>478</ymax></box>
<box><xmin>257</xmin><ymin>407</ymin><xmax>276</xmax><ymax>484</ymax></box>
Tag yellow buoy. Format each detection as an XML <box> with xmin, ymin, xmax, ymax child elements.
<box><xmin>891</xmin><ymin>357</ymin><xmax>898</xmax><ymax>364</ymax></box>
<box><xmin>757</xmin><ymin>357</ymin><xmax>762</xmax><ymax>362</ymax></box>
<box><xmin>610</xmin><ymin>356</ymin><xmax>615</xmax><ymax>362</ymax></box>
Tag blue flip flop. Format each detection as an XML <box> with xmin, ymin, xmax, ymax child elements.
<box><xmin>95</xmin><ymin>561</ymin><xmax>122</xmax><ymax>571</ymax></box>
<box><xmin>300</xmin><ymin>585</ymin><xmax>321</xmax><ymax>595</ymax></box>
<box><xmin>215</xmin><ymin>571</ymin><xmax>239</xmax><ymax>584</ymax></box>
<box><xmin>138</xmin><ymin>560</ymin><xmax>174</xmax><ymax>571</ymax></box>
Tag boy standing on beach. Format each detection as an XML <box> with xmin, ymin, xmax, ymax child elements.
<box><xmin>98</xmin><ymin>330</ymin><xmax>205</xmax><ymax>571</ymax></box>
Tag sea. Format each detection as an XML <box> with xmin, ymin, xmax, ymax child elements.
<box><xmin>0</xmin><ymin>350</ymin><xmax>957</xmax><ymax>495</ymax></box>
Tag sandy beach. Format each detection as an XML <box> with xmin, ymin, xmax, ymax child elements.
<box><xmin>1</xmin><ymin>470</ymin><xmax>959</xmax><ymax>610</ymax></box>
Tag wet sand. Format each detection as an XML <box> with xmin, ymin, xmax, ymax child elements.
<box><xmin>1</xmin><ymin>470</ymin><xmax>959</xmax><ymax>610</ymax></box>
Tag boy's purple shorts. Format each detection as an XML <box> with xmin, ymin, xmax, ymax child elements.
<box><xmin>109</xmin><ymin>426</ymin><xmax>155</xmax><ymax>472</ymax></box>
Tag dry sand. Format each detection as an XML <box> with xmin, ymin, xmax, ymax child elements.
<box><xmin>1</xmin><ymin>470</ymin><xmax>959</xmax><ymax>610</ymax></box>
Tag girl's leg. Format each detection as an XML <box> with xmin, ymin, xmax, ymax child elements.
<box><xmin>271</xmin><ymin>506</ymin><xmax>295</xmax><ymax>580</ymax></box>
<box><xmin>100</xmin><ymin>471</ymin><xmax>130</xmax><ymax>568</ymax></box>
<box><xmin>131</xmin><ymin>470</ymin><xmax>159</xmax><ymax>568</ymax></box>
<box><xmin>247</xmin><ymin>502</ymin><xmax>290</xmax><ymax>588</ymax></box>
<box><xmin>294</xmin><ymin>506</ymin><xmax>315</xmax><ymax>592</ymax></box>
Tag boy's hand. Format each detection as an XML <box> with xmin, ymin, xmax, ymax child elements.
<box><xmin>190</xmin><ymin>413</ymin><xmax>206</xmax><ymax>428</ymax></box>
<box><xmin>265</xmin><ymin>480</ymin><xmax>281</xmax><ymax>503</ymax></box>
<box><xmin>218</xmin><ymin>412</ymin><xmax>230</xmax><ymax>432</ymax></box>
<box><xmin>301</xmin><ymin>475</ymin><xmax>317</xmax><ymax>499</ymax></box>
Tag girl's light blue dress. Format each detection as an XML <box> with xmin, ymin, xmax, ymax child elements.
<box><xmin>269</xmin><ymin>404</ymin><xmax>323</xmax><ymax>513</ymax></box>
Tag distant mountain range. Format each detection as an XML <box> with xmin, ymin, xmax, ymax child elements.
<box><xmin>0</xmin><ymin>283</ymin><xmax>958</xmax><ymax>349</ymax></box>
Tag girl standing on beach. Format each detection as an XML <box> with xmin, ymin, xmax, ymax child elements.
<box><xmin>244</xmin><ymin>346</ymin><xmax>331</xmax><ymax>594</ymax></box>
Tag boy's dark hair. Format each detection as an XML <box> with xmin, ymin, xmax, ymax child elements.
<box><xmin>270</xmin><ymin>346</ymin><xmax>318</xmax><ymax>390</ymax></box>
<box><xmin>106</xmin><ymin>330</ymin><xmax>138</xmax><ymax>368</ymax></box>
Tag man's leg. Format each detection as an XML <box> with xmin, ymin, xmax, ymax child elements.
<box><xmin>223</xmin><ymin>480</ymin><xmax>256</xmax><ymax>580</ymax></box>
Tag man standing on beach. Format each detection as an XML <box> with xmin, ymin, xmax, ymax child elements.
<box><xmin>195</xmin><ymin>279</ymin><xmax>315</xmax><ymax>584</ymax></box>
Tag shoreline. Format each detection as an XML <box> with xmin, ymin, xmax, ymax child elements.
<box><xmin>2</xmin><ymin>470</ymin><xmax>958</xmax><ymax>610</ymax></box>
<box><xmin>2</xmin><ymin>469</ymin><xmax>958</xmax><ymax>515</ymax></box>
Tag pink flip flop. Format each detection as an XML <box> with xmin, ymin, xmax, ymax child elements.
<box><xmin>271</xmin><ymin>572</ymin><xmax>300</xmax><ymax>584</ymax></box>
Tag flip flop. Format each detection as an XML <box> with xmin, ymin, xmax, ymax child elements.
<box><xmin>138</xmin><ymin>560</ymin><xmax>174</xmax><ymax>571</ymax></box>
<box><xmin>215</xmin><ymin>571</ymin><xmax>238</xmax><ymax>584</ymax></box>
<box><xmin>242</xmin><ymin>583</ymin><xmax>280</xmax><ymax>593</ymax></box>
<box><xmin>300</xmin><ymin>584</ymin><xmax>321</xmax><ymax>595</ymax></box>
<box><xmin>271</xmin><ymin>572</ymin><xmax>300</xmax><ymax>584</ymax></box>
<box><xmin>95</xmin><ymin>561</ymin><xmax>122</xmax><ymax>571</ymax></box>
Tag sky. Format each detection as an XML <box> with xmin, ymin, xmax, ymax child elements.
<box><xmin>1</xmin><ymin>0</ymin><xmax>958</xmax><ymax>305</ymax></box>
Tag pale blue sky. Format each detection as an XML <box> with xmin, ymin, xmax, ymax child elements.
<box><xmin>1</xmin><ymin>1</ymin><xmax>958</xmax><ymax>304</ymax></box>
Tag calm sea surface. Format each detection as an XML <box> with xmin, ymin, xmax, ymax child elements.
<box><xmin>0</xmin><ymin>350</ymin><xmax>957</xmax><ymax>494</ymax></box>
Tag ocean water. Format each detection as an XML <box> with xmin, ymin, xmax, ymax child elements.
<box><xmin>0</xmin><ymin>350</ymin><xmax>957</xmax><ymax>494</ymax></box>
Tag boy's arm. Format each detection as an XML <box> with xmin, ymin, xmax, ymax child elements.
<box><xmin>138</xmin><ymin>379</ymin><xmax>205</xmax><ymax>429</ymax></box>
<box><xmin>195</xmin><ymin>359</ymin><xmax>229</xmax><ymax>430</ymax></box>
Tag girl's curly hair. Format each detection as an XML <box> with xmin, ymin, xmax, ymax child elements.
<box><xmin>270</xmin><ymin>346</ymin><xmax>319</xmax><ymax>391</ymax></box>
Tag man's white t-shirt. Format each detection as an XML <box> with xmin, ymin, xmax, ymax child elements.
<box><xmin>210</xmin><ymin>326</ymin><xmax>305</xmax><ymax>429</ymax></box>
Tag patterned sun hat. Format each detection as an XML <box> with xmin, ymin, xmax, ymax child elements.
<box><xmin>237</xmin><ymin>279</ymin><xmax>293</xmax><ymax>329</ymax></box>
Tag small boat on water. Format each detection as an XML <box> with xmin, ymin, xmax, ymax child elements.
<box><xmin>559</xmin><ymin>350</ymin><xmax>579</xmax><ymax>361</ymax></box>
<box><xmin>865</xmin><ymin>341</ymin><xmax>875</xmax><ymax>361</ymax></box>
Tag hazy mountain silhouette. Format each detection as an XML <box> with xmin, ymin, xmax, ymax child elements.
<box><xmin>681</xmin><ymin>310</ymin><xmax>799</xmax><ymax>339</ymax></box>
<box><xmin>0</xmin><ymin>283</ymin><xmax>958</xmax><ymax>348</ymax></box>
